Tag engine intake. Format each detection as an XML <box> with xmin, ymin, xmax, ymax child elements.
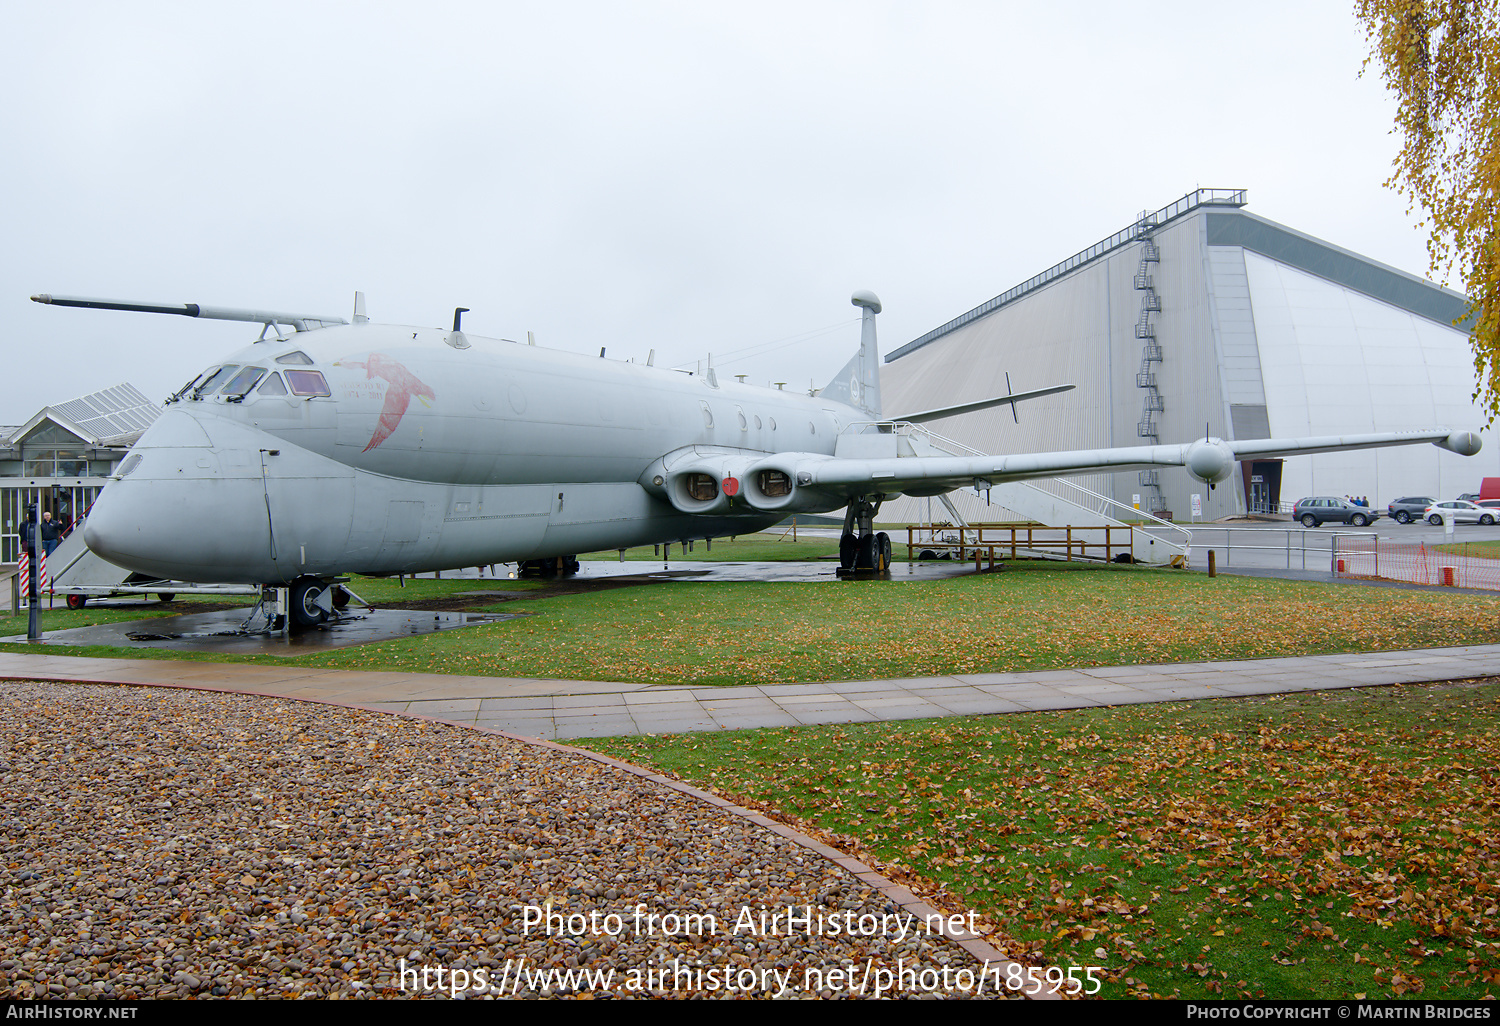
<box><xmin>664</xmin><ymin>456</ymin><xmax>760</xmax><ymax>515</ymax></box>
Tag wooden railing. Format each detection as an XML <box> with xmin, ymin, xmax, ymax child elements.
<box><xmin>905</xmin><ymin>524</ymin><xmax>1134</xmax><ymax>565</ymax></box>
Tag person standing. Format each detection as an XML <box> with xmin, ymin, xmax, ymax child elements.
<box><xmin>40</xmin><ymin>511</ymin><xmax>61</xmax><ymax>556</ymax></box>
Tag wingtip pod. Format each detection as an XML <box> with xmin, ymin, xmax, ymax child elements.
<box><xmin>1438</xmin><ymin>431</ymin><xmax>1483</xmax><ymax>457</ymax></box>
<box><xmin>1183</xmin><ymin>438</ymin><xmax>1235</xmax><ymax>485</ymax></box>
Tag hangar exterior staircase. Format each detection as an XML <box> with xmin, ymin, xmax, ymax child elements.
<box><xmin>838</xmin><ymin>421</ymin><xmax>1192</xmax><ymax>565</ymax></box>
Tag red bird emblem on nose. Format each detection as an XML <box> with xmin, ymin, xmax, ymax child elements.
<box><xmin>341</xmin><ymin>354</ymin><xmax>436</xmax><ymax>452</ymax></box>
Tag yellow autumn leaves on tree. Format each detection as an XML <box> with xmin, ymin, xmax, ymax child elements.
<box><xmin>1356</xmin><ymin>0</ymin><xmax>1500</xmax><ymax>419</ymax></box>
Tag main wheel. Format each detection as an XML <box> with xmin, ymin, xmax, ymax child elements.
<box><xmin>156</xmin><ymin>592</ymin><xmax>175</xmax><ymax>603</ymax></box>
<box><xmin>289</xmin><ymin>576</ymin><xmax>331</xmax><ymax>628</ymax></box>
<box><xmin>857</xmin><ymin>533</ymin><xmax>877</xmax><ymax>570</ymax></box>
<box><xmin>1300</xmin><ymin>514</ymin><xmax>1317</xmax><ymax>528</ymax></box>
<box><xmin>839</xmin><ymin>533</ymin><xmax>857</xmax><ymax>570</ymax></box>
<box><xmin>876</xmin><ymin>532</ymin><xmax>892</xmax><ymax>571</ymax></box>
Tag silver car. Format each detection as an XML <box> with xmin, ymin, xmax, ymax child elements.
<box><xmin>1424</xmin><ymin>500</ymin><xmax>1497</xmax><ymax>526</ymax></box>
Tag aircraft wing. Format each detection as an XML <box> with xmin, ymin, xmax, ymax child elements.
<box><xmin>731</xmin><ymin>429</ymin><xmax>1483</xmax><ymax>511</ymax></box>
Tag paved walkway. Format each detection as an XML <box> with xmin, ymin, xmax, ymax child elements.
<box><xmin>2</xmin><ymin>644</ymin><xmax>1498</xmax><ymax>740</ymax></box>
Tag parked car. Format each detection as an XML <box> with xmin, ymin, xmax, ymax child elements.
<box><xmin>1425</xmin><ymin>500</ymin><xmax>1497</xmax><ymax>525</ymax></box>
<box><xmin>1292</xmin><ymin>496</ymin><xmax>1382</xmax><ymax>528</ymax></box>
<box><xmin>1387</xmin><ymin>496</ymin><xmax>1437</xmax><ymax>524</ymax></box>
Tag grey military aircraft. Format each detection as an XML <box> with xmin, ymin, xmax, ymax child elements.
<box><xmin>32</xmin><ymin>289</ymin><xmax>1483</xmax><ymax>628</ymax></box>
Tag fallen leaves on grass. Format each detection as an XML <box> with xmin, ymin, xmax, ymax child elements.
<box><xmin>584</xmin><ymin>680</ymin><xmax>1500</xmax><ymax>1000</ymax></box>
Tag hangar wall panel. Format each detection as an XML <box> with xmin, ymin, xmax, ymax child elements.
<box><xmin>881</xmin><ymin>249</ymin><xmax>1116</xmax><ymax>523</ymax></box>
<box><xmin>1243</xmin><ymin>252</ymin><xmax>1494</xmax><ymax>503</ymax></box>
<box><xmin>882</xmin><ymin>202</ymin><xmax>1497</xmax><ymax>527</ymax></box>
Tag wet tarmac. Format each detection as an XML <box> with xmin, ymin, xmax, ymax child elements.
<box><xmin>4</xmin><ymin>559</ymin><xmax>990</xmax><ymax>655</ymax></box>
<box><xmin>2</xmin><ymin>607</ymin><xmax>520</xmax><ymax>655</ymax></box>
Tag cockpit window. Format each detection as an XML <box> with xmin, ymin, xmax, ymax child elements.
<box><xmin>168</xmin><ymin>370</ymin><xmax>210</xmax><ymax>403</ymax></box>
<box><xmin>192</xmin><ymin>365</ymin><xmax>239</xmax><ymax>398</ymax></box>
<box><xmin>285</xmin><ymin>369</ymin><xmax>331</xmax><ymax>397</ymax></box>
<box><xmin>257</xmin><ymin>372</ymin><xmax>288</xmax><ymax>395</ymax></box>
<box><xmin>276</xmin><ymin>351</ymin><xmax>315</xmax><ymax>365</ymax></box>
<box><xmin>220</xmin><ymin>366</ymin><xmax>266</xmax><ymax>397</ymax></box>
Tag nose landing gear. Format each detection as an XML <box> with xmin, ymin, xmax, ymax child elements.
<box><xmin>244</xmin><ymin>576</ymin><xmax>370</xmax><ymax>634</ymax></box>
<box><xmin>290</xmin><ymin>575</ymin><xmax>336</xmax><ymax>628</ymax></box>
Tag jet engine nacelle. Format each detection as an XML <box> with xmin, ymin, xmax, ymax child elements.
<box><xmin>741</xmin><ymin>455</ymin><xmax>850</xmax><ymax>514</ymax></box>
<box><xmin>662</xmin><ymin>454</ymin><xmax>764</xmax><ymax>515</ymax></box>
<box><xmin>1183</xmin><ymin>438</ymin><xmax>1235</xmax><ymax>485</ymax></box>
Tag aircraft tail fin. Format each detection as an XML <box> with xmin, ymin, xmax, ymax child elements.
<box><xmin>819</xmin><ymin>290</ymin><xmax>883</xmax><ymax>417</ymax></box>
<box><xmin>898</xmin><ymin>383</ymin><xmax>1077</xmax><ymax>424</ymax></box>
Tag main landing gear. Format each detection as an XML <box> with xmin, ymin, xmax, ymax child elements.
<box><xmin>838</xmin><ymin>496</ymin><xmax>893</xmax><ymax>573</ymax></box>
<box><xmin>518</xmin><ymin>555</ymin><xmax>580</xmax><ymax>578</ymax></box>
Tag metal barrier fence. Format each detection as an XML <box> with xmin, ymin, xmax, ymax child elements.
<box><xmin>1332</xmin><ymin>536</ymin><xmax>1500</xmax><ymax>590</ymax></box>
<box><xmin>1157</xmin><ymin>526</ymin><xmax>1346</xmax><ymax>570</ymax></box>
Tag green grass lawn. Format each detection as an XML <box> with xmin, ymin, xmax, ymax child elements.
<box><xmin>5</xmin><ymin>562</ymin><xmax>1500</xmax><ymax>683</ymax></box>
<box><xmin>581</xmin><ymin>680</ymin><xmax>1500</xmax><ymax>1000</ymax></box>
<box><xmin>1436</xmin><ymin>540</ymin><xmax>1500</xmax><ymax>560</ymax></box>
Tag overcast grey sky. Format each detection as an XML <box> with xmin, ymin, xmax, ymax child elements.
<box><xmin>1</xmin><ymin>1</ymin><xmax>1437</xmax><ymax>417</ymax></box>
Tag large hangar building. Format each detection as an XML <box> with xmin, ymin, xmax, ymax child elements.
<box><xmin>880</xmin><ymin>189</ymin><xmax>1497</xmax><ymax>523</ymax></box>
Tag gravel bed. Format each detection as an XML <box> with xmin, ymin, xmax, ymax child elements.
<box><xmin>0</xmin><ymin>682</ymin><xmax>1004</xmax><ymax>999</ymax></box>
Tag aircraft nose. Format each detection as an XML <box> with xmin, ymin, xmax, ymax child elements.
<box><xmin>82</xmin><ymin>478</ymin><xmax>176</xmax><ymax>576</ymax></box>
<box><xmin>81</xmin><ymin>488</ymin><xmax>127</xmax><ymax>564</ymax></box>
<box><xmin>80</xmin><ymin>409</ymin><xmax>276</xmax><ymax>581</ymax></box>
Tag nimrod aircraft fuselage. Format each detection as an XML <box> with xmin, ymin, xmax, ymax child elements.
<box><xmin>91</xmin><ymin>320</ymin><xmax>844</xmax><ymax>581</ymax></box>
<box><xmin>33</xmin><ymin>290</ymin><xmax>1482</xmax><ymax>628</ymax></box>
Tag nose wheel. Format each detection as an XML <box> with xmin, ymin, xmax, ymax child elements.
<box><xmin>246</xmin><ymin>577</ymin><xmax>369</xmax><ymax>635</ymax></box>
<box><xmin>289</xmin><ymin>575</ymin><xmax>336</xmax><ymax>628</ymax></box>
